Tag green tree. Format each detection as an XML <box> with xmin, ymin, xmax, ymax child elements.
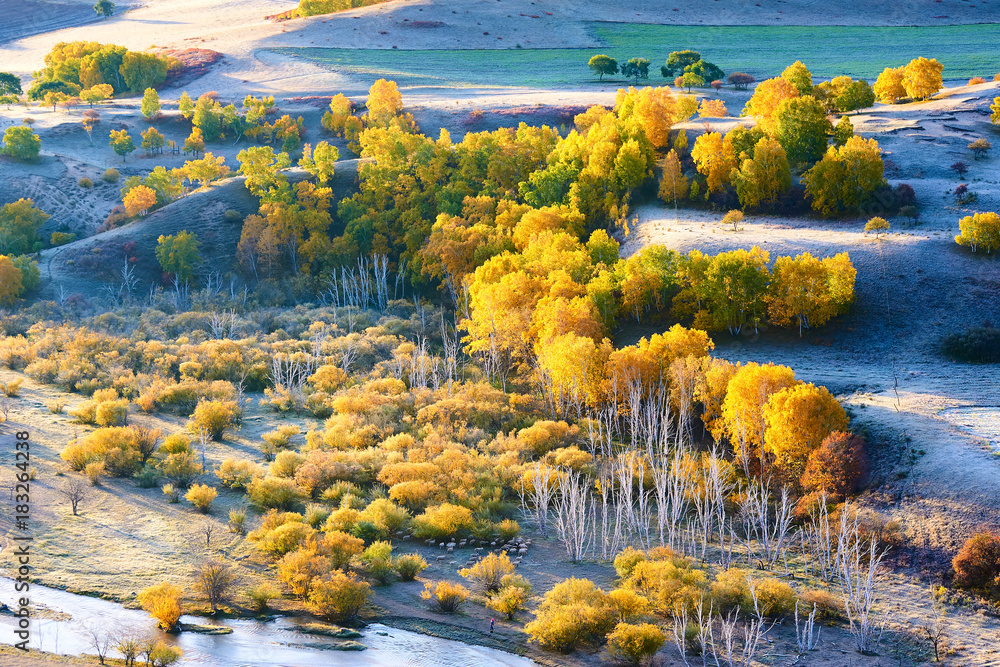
<box><xmin>803</xmin><ymin>136</ymin><xmax>885</xmax><ymax>217</ymax></box>
<box><xmin>193</xmin><ymin>94</ymin><xmax>222</xmax><ymax>141</ymax></box>
<box><xmin>119</xmin><ymin>51</ymin><xmax>168</xmax><ymax>93</ymax></box>
<box><xmin>2</xmin><ymin>126</ymin><xmax>41</xmax><ymax>161</ymax></box>
<box><xmin>141</xmin><ymin>87</ymin><xmax>160</xmax><ymax>119</ymax></box>
<box><xmin>588</xmin><ymin>55</ymin><xmax>618</xmax><ymax>81</ymax></box>
<box><xmin>835</xmin><ymin>79</ymin><xmax>875</xmax><ymax>114</ymax></box>
<box><xmin>733</xmin><ymin>137</ymin><xmax>791</xmax><ymax>210</ymax></box>
<box><xmin>662</xmin><ymin>50</ymin><xmax>701</xmax><ymax>77</ymax></box>
<box><xmin>781</xmin><ymin>60</ymin><xmax>813</xmax><ymax>95</ymax></box>
<box><xmin>621</xmin><ymin>58</ymin><xmax>650</xmax><ymax>82</ymax></box>
<box><xmin>701</xmin><ymin>247</ymin><xmax>771</xmax><ymax>335</ymax></box>
<box><xmin>0</xmin><ymin>72</ymin><xmax>22</xmax><ymax>96</ymax></box>
<box><xmin>298</xmin><ymin>141</ymin><xmax>339</xmax><ymax>185</ymax></box>
<box><xmin>773</xmin><ymin>95</ymin><xmax>831</xmax><ymax>165</ymax></box>
<box><xmin>109</xmin><ymin>128</ymin><xmax>135</xmax><ymax>162</ymax></box>
<box><xmin>832</xmin><ymin>115</ymin><xmax>854</xmax><ymax>147</ymax></box>
<box><xmin>156</xmin><ymin>230</ymin><xmax>201</xmax><ymax>283</ymax></box>
<box><xmin>179</xmin><ymin>91</ymin><xmax>194</xmax><ymax>119</ymax></box>
<box><xmin>684</xmin><ymin>59</ymin><xmax>724</xmax><ymax>84</ymax></box>
<box><xmin>93</xmin><ymin>0</ymin><xmax>115</xmax><ymax>17</ymax></box>
<box><xmin>677</xmin><ymin>72</ymin><xmax>704</xmax><ymax>92</ymax></box>
<box><xmin>0</xmin><ymin>199</ymin><xmax>49</xmax><ymax>255</ymax></box>
<box><xmin>237</xmin><ymin>146</ymin><xmax>291</xmax><ymax>201</ymax></box>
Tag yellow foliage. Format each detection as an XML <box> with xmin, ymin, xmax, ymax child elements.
<box><xmin>902</xmin><ymin>57</ymin><xmax>944</xmax><ymax>101</ymax></box>
<box><xmin>690</xmin><ymin>131</ymin><xmax>737</xmax><ymax>194</ymax></box>
<box><xmin>138</xmin><ymin>582</ymin><xmax>183</xmax><ymax>630</ymax></box>
<box><xmin>607</xmin><ymin>622</ymin><xmax>665</xmax><ymax>665</ymax></box>
<box><xmin>743</xmin><ymin>77</ymin><xmax>799</xmax><ymax>134</ymax></box>
<box><xmin>873</xmin><ymin>66</ymin><xmax>906</xmax><ymax>103</ymax></box>
<box><xmin>459</xmin><ymin>551</ymin><xmax>515</xmax><ymax>593</ymax></box>
<box><xmin>185</xmin><ymin>483</ymin><xmax>218</xmax><ymax>513</ymax></box>
<box><xmin>763</xmin><ymin>383</ymin><xmax>848</xmax><ymax>476</ymax></box>
<box><xmin>308</xmin><ymin>571</ymin><xmax>371</xmax><ymax>621</ymax></box>
<box><xmin>421</xmin><ymin>580</ymin><xmax>470</xmax><ymax>613</ymax></box>
<box><xmin>721</xmin><ymin>362</ymin><xmax>797</xmax><ymax>460</ymax></box>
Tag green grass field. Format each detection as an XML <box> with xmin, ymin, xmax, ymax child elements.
<box><xmin>273</xmin><ymin>22</ymin><xmax>1000</xmax><ymax>89</ymax></box>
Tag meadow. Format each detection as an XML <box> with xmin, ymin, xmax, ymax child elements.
<box><xmin>273</xmin><ymin>22</ymin><xmax>1000</xmax><ymax>89</ymax></box>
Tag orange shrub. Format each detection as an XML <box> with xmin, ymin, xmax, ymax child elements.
<box><xmin>800</xmin><ymin>431</ymin><xmax>868</xmax><ymax>498</ymax></box>
<box><xmin>952</xmin><ymin>532</ymin><xmax>1000</xmax><ymax>592</ymax></box>
<box><xmin>308</xmin><ymin>572</ymin><xmax>370</xmax><ymax>622</ymax></box>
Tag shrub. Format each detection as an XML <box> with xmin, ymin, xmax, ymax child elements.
<box><xmin>248</xmin><ymin>475</ymin><xmax>304</xmax><ymax>510</ymax></box>
<box><xmin>356</xmin><ymin>498</ymin><xmax>410</xmax><ymax>539</ymax></box>
<box><xmin>304</xmin><ymin>504</ymin><xmax>331</xmax><ymax>528</ymax></box>
<box><xmin>50</xmin><ymin>231</ymin><xmax>77</xmax><ymax>245</ymax></box>
<box><xmin>78</xmin><ymin>177</ymin><xmax>93</xmax><ymax>188</ymax></box>
<box><xmin>711</xmin><ymin>569</ymin><xmax>794</xmax><ymax>617</ymax></box>
<box><xmin>261</xmin><ymin>425</ymin><xmax>301</xmax><ymax>451</ymax></box>
<box><xmin>487</xmin><ymin>576</ymin><xmax>532</xmax><ymax>620</ymax></box>
<box><xmin>133</xmin><ymin>463</ymin><xmax>159</xmax><ymax>488</ymax></box>
<box><xmin>308</xmin><ymin>571</ymin><xmax>371</xmax><ymax>622</ymax></box>
<box><xmin>622</xmin><ymin>553</ymin><xmax>708</xmax><ymax>616</ymax></box>
<box><xmin>943</xmin><ymin>326</ymin><xmax>1000</xmax><ymax>363</ymax></box>
<box><xmin>360</xmin><ymin>540</ymin><xmax>394</xmax><ymax>584</ymax></box>
<box><xmin>218</xmin><ymin>458</ymin><xmax>264</xmax><ymax>489</ymax></box>
<box><xmin>189</xmin><ymin>399</ymin><xmax>239</xmax><ymax>440</ymax></box>
<box><xmin>606</xmin><ymin>588</ymin><xmax>651</xmax><ymax>622</ymax></box>
<box><xmin>162</xmin><ymin>483</ymin><xmax>180</xmax><ymax>503</ymax></box>
<box><xmin>47</xmin><ymin>399</ymin><xmax>67</xmax><ymax>414</ymax></box>
<box><xmin>606</xmin><ymin>622</ymin><xmax>666</xmax><ymax>665</ymax></box>
<box><xmin>95</xmin><ymin>399</ymin><xmax>128</xmax><ymax>426</ymax></box>
<box><xmin>459</xmin><ymin>551</ymin><xmax>515</xmax><ymax>594</ymax></box>
<box><xmin>61</xmin><ymin>425</ymin><xmax>160</xmax><ymax>477</ymax></box>
<box><xmin>969</xmin><ymin>76</ymin><xmax>987</xmax><ymax>85</ymax></box>
<box><xmin>185</xmin><ymin>483</ymin><xmax>218</xmax><ymax>513</ymax></box>
<box><xmin>246</xmin><ymin>583</ymin><xmax>280</xmax><ymax>612</ymax></box>
<box><xmin>256</xmin><ymin>521</ymin><xmax>315</xmax><ymax>558</ymax></box>
<box><xmin>952</xmin><ymin>532</ymin><xmax>1000</xmax><ymax>592</ymax></box>
<box><xmin>412</xmin><ymin>503</ymin><xmax>474</xmax><ymax>539</ymax></box>
<box><xmin>800</xmin><ymin>431</ymin><xmax>869</xmax><ymax>498</ymax></box>
<box><xmin>320</xmin><ymin>530</ymin><xmax>365</xmax><ymax>570</ymax></box>
<box><xmin>394</xmin><ymin>553</ymin><xmax>428</xmax><ymax>581</ymax></box>
<box><xmin>524</xmin><ymin>578</ymin><xmax>616</xmax><ymax>653</ymax></box>
<box><xmin>160</xmin><ymin>451</ymin><xmax>201</xmax><ymax>488</ymax></box>
<box><xmin>0</xmin><ymin>378</ymin><xmax>23</xmax><ymax>397</ymax></box>
<box><xmin>101</xmin><ymin>168</ymin><xmax>120</xmax><ymax>183</ymax></box>
<box><xmin>193</xmin><ymin>560</ymin><xmax>235</xmax><ymax>611</ymax></box>
<box><xmin>228</xmin><ymin>507</ymin><xmax>247</xmax><ymax>534</ymax></box>
<box><xmin>799</xmin><ymin>588</ymin><xmax>844</xmax><ymax>619</ymax></box>
<box><xmin>84</xmin><ymin>461</ymin><xmax>105</xmax><ymax>486</ymax></box>
<box><xmin>614</xmin><ymin>547</ymin><xmax>648</xmax><ymax>578</ymax></box>
<box><xmin>278</xmin><ymin>549</ymin><xmax>331</xmax><ymax>597</ymax></box>
<box><xmin>138</xmin><ymin>582</ymin><xmax>183</xmax><ymax>631</ymax></box>
<box><xmin>148</xmin><ymin>642</ymin><xmax>182</xmax><ymax>666</ymax></box>
<box><xmin>224</xmin><ymin>209</ymin><xmax>242</xmax><ymax>223</ymax></box>
<box><xmin>421</xmin><ymin>581</ymin><xmax>469</xmax><ymax>613</ymax></box>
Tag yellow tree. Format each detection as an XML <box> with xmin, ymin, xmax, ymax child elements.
<box><xmin>803</xmin><ymin>136</ymin><xmax>884</xmax><ymax>217</ymax></box>
<box><xmin>873</xmin><ymin>66</ymin><xmax>906</xmax><ymax>103</ymax></box>
<box><xmin>700</xmin><ymin>247</ymin><xmax>771</xmax><ymax>335</ymax></box>
<box><xmin>614</xmin><ymin>86</ymin><xmax>678</xmax><ymax>149</ymax></box>
<box><xmin>732</xmin><ymin>137</ymin><xmax>790</xmax><ymax>210</ymax></box>
<box><xmin>183</xmin><ymin>152</ymin><xmax>230</xmax><ymax>188</ymax></box>
<box><xmin>138</xmin><ymin>582</ymin><xmax>183</xmax><ymax>630</ymax></box>
<box><xmin>781</xmin><ymin>60</ymin><xmax>813</xmax><ymax>95</ymax></box>
<box><xmin>902</xmin><ymin>57</ymin><xmax>944</xmax><ymax>101</ymax></box>
<box><xmin>955</xmin><ymin>212</ymin><xmax>1000</xmax><ymax>254</ymax></box>
<box><xmin>696</xmin><ymin>357</ymin><xmax>736</xmax><ymax>443</ymax></box>
<box><xmin>690</xmin><ymin>132</ymin><xmax>736</xmax><ymax>194</ymax></box>
<box><xmin>763</xmin><ymin>382</ymin><xmax>848</xmax><ymax>477</ymax></box>
<box><xmin>766</xmin><ymin>252</ymin><xmax>852</xmax><ymax>336</ymax></box>
<box><xmin>698</xmin><ymin>98</ymin><xmax>727</xmax><ymax>118</ymax></box>
<box><xmin>124</xmin><ymin>185</ymin><xmax>157</xmax><ymax>217</ymax></box>
<box><xmin>991</xmin><ymin>96</ymin><xmax>1000</xmax><ymax>125</ymax></box>
<box><xmin>742</xmin><ymin>77</ymin><xmax>799</xmax><ymax>134</ymax></box>
<box><xmin>865</xmin><ymin>216</ymin><xmax>890</xmax><ymax>239</ymax></box>
<box><xmin>0</xmin><ymin>255</ymin><xmax>24</xmax><ymax>306</ymax></box>
<box><xmin>657</xmin><ymin>149</ymin><xmax>688</xmax><ymax>205</ymax></box>
<box><xmin>365</xmin><ymin>79</ymin><xmax>403</xmax><ymax>127</ymax></box>
<box><xmin>721</xmin><ymin>362</ymin><xmax>797</xmax><ymax>463</ymax></box>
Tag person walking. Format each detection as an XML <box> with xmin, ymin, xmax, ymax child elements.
<box><xmin>490</xmin><ymin>618</ymin><xmax>495</xmax><ymax>634</ymax></box>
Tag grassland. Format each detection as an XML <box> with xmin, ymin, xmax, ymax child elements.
<box><xmin>274</xmin><ymin>22</ymin><xmax>1000</xmax><ymax>89</ymax></box>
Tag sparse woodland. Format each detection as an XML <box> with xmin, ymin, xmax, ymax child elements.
<box><xmin>2</xmin><ymin>35</ymin><xmax>1000</xmax><ymax>664</ymax></box>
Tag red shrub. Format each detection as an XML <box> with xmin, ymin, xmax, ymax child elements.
<box><xmin>952</xmin><ymin>532</ymin><xmax>1000</xmax><ymax>591</ymax></box>
<box><xmin>800</xmin><ymin>431</ymin><xmax>868</xmax><ymax>498</ymax></box>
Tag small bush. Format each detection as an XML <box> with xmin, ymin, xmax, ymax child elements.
<box><xmin>84</xmin><ymin>461</ymin><xmax>105</xmax><ymax>486</ymax></box>
<box><xmin>246</xmin><ymin>583</ymin><xmax>280</xmax><ymax>613</ymax></box>
<box><xmin>459</xmin><ymin>551</ymin><xmax>515</xmax><ymax>594</ymax></box>
<box><xmin>0</xmin><ymin>378</ymin><xmax>23</xmax><ymax>397</ymax></box>
<box><xmin>487</xmin><ymin>576</ymin><xmax>532</xmax><ymax>620</ymax></box>
<box><xmin>50</xmin><ymin>231</ymin><xmax>76</xmax><ymax>246</ymax></box>
<box><xmin>614</xmin><ymin>547</ymin><xmax>648</xmax><ymax>578</ymax></box>
<box><xmin>218</xmin><ymin>458</ymin><xmax>264</xmax><ymax>489</ymax></box>
<box><xmin>133</xmin><ymin>463</ymin><xmax>160</xmax><ymax>488</ymax></box>
<box><xmin>411</xmin><ymin>502</ymin><xmax>474</xmax><ymax>539</ymax></box>
<box><xmin>228</xmin><ymin>507</ymin><xmax>247</xmax><ymax>534</ymax></box>
<box><xmin>943</xmin><ymin>326</ymin><xmax>1000</xmax><ymax>363</ymax></box>
<box><xmin>421</xmin><ymin>580</ymin><xmax>469</xmax><ymax>613</ymax></box>
<box><xmin>186</xmin><ymin>483</ymin><xmax>218</xmax><ymax>513</ymax></box>
<box><xmin>78</xmin><ymin>177</ymin><xmax>93</xmax><ymax>188</ymax></box>
<box><xmin>308</xmin><ymin>571</ymin><xmax>371</xmax><ymax>622</ymax></box>
<box><xmin>248</xmin><ymin>475</ymin><xmax>304</xmax><ymax>510</ymax></box>
<box><xmin>712</xmin><ymin>569</ymin><xmax>796</xmax><ymax>618</ymax></box>
<box><xmin>394</xmin><ymin>553</ymin><xmax>428</xmax><ymax>581</ymax></box>
<box><xmin>162</xmin><ymin>483</ymin><xmax>180</xmax><ymax>503</ymax></box>
<box><xmin>278</xmin><ymin>549</ymin><xmax>332</xmax><ymax>597</ymax></box>
<box><xmin>799</xmin><ymin>589</ymin><xmax>844</xmax><ymax>619</ymax></box>
<box><xmin>138</xmin><ymin>582</ymin><xmax>183</xmax><ymax>631</ymax></box>
<box><xmin>360</xmin><ymin>540</ymin><xmax>394</xmax><ymax>584</ymax></box>
<box><xmin>224</xmin><ymin>209</ymin><xmax>242</xmax><ymax>223</ymax></box>
<box><xmin>101</xmin><ymin>168</ymin><xmax>120</xmax><ymax>183</ymax></box>
<box><xmin>320</xmin><ymin>530</ymin><xmax>365</xmax><ymax>570</ymax></box>
<box><xmin>606</xmin><ymin>622</ymin><xmax>666</xmax><ymax>665</ymax></box>
<box><xmin>189</xmin><ymin>399</ymin><xmax>239</xmax><ymax>440</ymax></box>
<box><xmin>969</xmin><ymin>76</ymin><xmax>987</xmax><ymax>85</ymax></box>
<box><xmin>47</xmin><ymin>399</ymin><xmax>67</xmax><ymax>413</ymax></box>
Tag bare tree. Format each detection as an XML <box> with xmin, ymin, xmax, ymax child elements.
<box><xmin>795</xmin><ymin>600</ymin><xmax>821</xmax><ymax>654</ymax></box>
<box><xmin>670</xmin><ymin>605</ymin><xmax>691</xmax><ymax>667</ymax></box>
<box><xmin>920</xmin><ymin>610</ymin><xmax>947</xmax><ymax>662</ymax></box>
<box><xmin>553</xmin><ymin>470</ymin><xmax>593</xmax><ymax>562</ymax></box>
<box><xmin>519</xmin><ymin>462</ymin><xmax>557</xmax><ymax>538</ymax></box>
<box><xmin>839</xmin><ymin>511</ymin><xmax>889</xmax><ymax>655</ymax></box>
<box><xmin>59</xmin><ymin>477</ymin><xmax>89</xmax><ymax>515</ymax></box>
<box><xmin>739</xmin><ymin>480</ymin><xmax>794</xmax><ymax>569</ymax></box>
<box><xmin>85</xmin><ymin>623</ymin><xmax>114</xmax><ymax>665</ymax></box>
<box><xmin>194</xmin><ymin>560</ymin><xmax>235</xmax><ymax>611</ymax></box>
<box><xmin>112</xmin><ymin>627</ymin><xmax>142</xmax><ymax>667</ymax></box>
<box><xmin>200</xmin><ymin>520</ymin><xmax>217</xmax><ymax>547</ymax></box>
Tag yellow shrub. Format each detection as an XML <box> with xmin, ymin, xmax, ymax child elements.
<box><xmin>94</xmin><ymin>399</ymin><xmax>129</xmax><ymax>426</ymax></box>
<box><xmin>357</xmin><ymin>498</ymin><xmax>410</xmax><ymax>539</ymax></box>
<box><xmin>625</xmin><ymin>556</ymin><xmax>708</xmax><ymax>616</ymax></box>
<box><xmin>389</xmin><ymin>480</ymin><xmax>441</xmax><ymax>510</ymax></box>
<box><xmin>188</xmin><ymin>399</ymin><xmax>239</xmax><ymax>440</ymax></box>
<box><xmin>799</xmin><ymin>588</ymin><xmax>844</xmax><ymax>619</ymax></box>
<box><xmin>277</xmin><ymin>548</ymin><xmax>331</xmax><ymax>597</ymax></box>
<box><xmin>614</xmin><ymin>547</ymin><xmax>648</xmax><ymax>578</ymax></box>
<box><xmin>711</xmin><ymin>568</ymin><xmax>796</xmax><ymax>618</ymax></box>
<box><xmin>185</xmin><ymin>483</ymin><xmax>218</xmax><ymax>513</ymax></box>
<box><xmin>324</xmin><ymin>506</ymin><xmax>360</xmax><ymax>534</ymax></box>
<box><xmin>318</xmin><ymin>530</ymin><xmax>364</xmax><ymax>570</ymax></box>
<box><xmin>138</xmin><ymin>582</ymin><xmax>183</xmax><ymax>630</ymax></box>
<box><xmin>607</xmin><ymin>622</ymin><xmax>666</xmax><ymax>665</ymax></box>
<box><xmin>218</xmin><ymin>458</ymin><xmax>264</xmax><ymax>489</ymax></box>
<box><xmin>459</xmin><ymin>551</ymin><xmax>515</xmax><ymax>594</ymax></box>
<box><xmin>307</xmin><ymin>571</ymin><xmax>370</xmax><ymax>622</ymax></box>
<box><xmin>271</xmin><ymin>450</ymin><xmax>305</xmax><ymax>478</ymax></box>
<box><xmin>421</xmin><ymin>581</ymin><xmax>469</xmax><ymax>613</ymax></box>
<box><xmin>256</xmin><ymin>522</ymin><xmax>316</xmax><ymax>558</ymax></box>
<box><xmin>525</xmin><ymin>578</ymin><xmax>616</xmax><ymax>653</ymax></box>
<box><xmin>412</xmin><ymin>503</ymin><xmax>474</xmax><ymax>540</ymax></box>
<box><xmin>247</xmin><ymin>475</ymin><xmax>304</xmax><ymax>510</ymax></box>
<box><xmin>394</xmin><ymin>553</ymin><xmax>428</xmax><ymax>581</ymax></box>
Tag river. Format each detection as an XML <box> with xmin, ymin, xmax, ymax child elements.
<box><xmin>0</xmin><ymin>578</ymin><xmax>535</xmax><ymax>666</ymax></box>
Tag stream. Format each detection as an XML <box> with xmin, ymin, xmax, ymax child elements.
<box><xmin>0</xmin><ymin>578</ymin><xmax>535</xmax><ymax>666</ymax></box>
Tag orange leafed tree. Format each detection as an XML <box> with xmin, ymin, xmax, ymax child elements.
<box><xmin>124</xmin><ymin>185</ymin><xmax>157</xmax><ymax>217</ymax></box>
<box><xmin>690</xmin><ymin>132</ymin><xmax>737</xmax><ymax>194</ymax></box>
<box><xmin>742</xmin><ymin>77</ymin><xmax>799</xmax><ymax>134</ymax></box>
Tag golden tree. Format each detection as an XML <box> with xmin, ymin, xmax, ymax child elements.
<box><xmin>865</xmin><ymin>216</ymin><xmax>890</xmax><ymax>239</ymax></box>
<box><xmin>763</xmin><ymin>382</ymin><xmax>848</xmax><ymax>477</ymax></box>
<box><xmin>0</xmin><ymin>255</ymin><xmax>23</xmax><ymax>306</ymax></box>
<box><xmin>607</xmin><ymin>622</ymin><xmax>666</xmax><ymax>665</ymax></box>
<box><xmin>721</xmin><ymin>362</ymin><xmax>797</xmax><ymax>461</ymax></box>
<box><xmin>781</xmin><ymin>60</ymin><xmax>813</xmax><ymax>95</ymax></box>
<box><xmin>732</xmin><ymin>137</ymin><xmax>791</xmax><ymax>210</ymax></box>
<box><xmin>873</xmin><ymin>66</ymin><xmax>906</xmax><ymax>103</ymax></box>
<box><xmin>902</xmin><ymin>57</ymin><xmax>944</xmax><ymax>101</ymax></box>
<box><xmin>124</xmin><ymin>185</ymin><xmax>157</xmax><ymax>217</ymax></box>
<box><xmin>614</xmin><ymin>86</ymin><xmax>678</xmax><ymax>149</ymax></box>
<box><xmin>742</xmin><ymin>77</ymin><xmax>799</xmax><ymax>134</ymax></box>
<box><xmin>657</xmin><ymin>149</ymin><xmax>688</xmax><ymax>205</ymax></box>
<box><xmin>365</xmin><ymin>78</ymin><xmax>403</xmax><ymax>127</ymax></box>
<box><xmin>690</xmin><ymin>131</ymin><xmax>736</xmax><ymax>194</ymax></box>
<box><xmin>698</xmin><ymin>98</ymin><xmax>727</xmax><ymax>118</ymax></box>
<box><xmin>955</xmin><ymin>212</ymin><xmax>1000</xmax><ymax>254</ymax></box>
<box><xmin>803</xmin><ymin>136</ymin><xmax>884</xmax><ymax>217</ymax></box>
<box><xmin>767</xmin><ymin>252</ymin><xmax>855</xmax><ymax>335</ymax></box>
